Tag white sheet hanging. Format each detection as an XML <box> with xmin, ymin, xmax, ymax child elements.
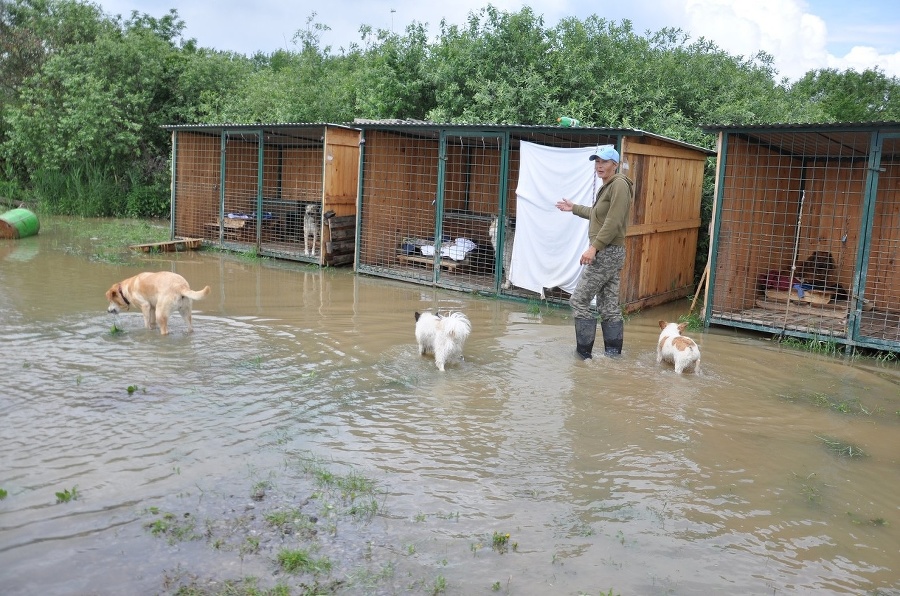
<box><xmin>509</xmin><ymin>141</ymin><xmax>601</xmax><ymax>295</ymax></box>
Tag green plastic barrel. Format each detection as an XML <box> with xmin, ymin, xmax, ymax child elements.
<box><xmin>0</xmin><ymin>208</ymin><xmax>40</xmax><ymax>239</ymax></box>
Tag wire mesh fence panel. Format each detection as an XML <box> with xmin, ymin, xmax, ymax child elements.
<box><xmin>358</xmin><ymin>130</ymin><xmax>442</xmax><ymax>284</ymax></box>
<box><xmin>435</xmin><ymin>135</ymin><xmax>504</xmax><ymax>292</ymax></box>
<box><xmin>217</xmin><ymin>132</ymin><xmax>264</xmax><ymax>248</ymax></box>
<box><xmin>173</xmin><ymin>132</ymin><xmax>221</xmax><ymax>242</ymax></box>
<box><xmin>859</xmin><ymin>135</ymin><xmax>900</xmax><ymax>345</ymax></box>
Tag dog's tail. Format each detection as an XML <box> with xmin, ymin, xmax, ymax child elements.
<box><xmin>184</xmin><ymin>286</ymin><xmax>211</xmax><ymax>301</ymax></box>
<box><xmin>443</xmin><ymin>312</ymin><xmax>471</xmax><ymax>340</ymax></box>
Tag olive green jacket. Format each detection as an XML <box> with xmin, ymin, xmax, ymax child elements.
<box><xmin>571</xmin><ymin>173</ymin><xmax>634</xmax><ymax>250</ymax></box>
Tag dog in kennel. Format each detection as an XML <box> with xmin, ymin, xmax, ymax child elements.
<box><xmin>303</xmin><ymin>203</ymin><xmax>322</xmax><ymax>256</ymax></box>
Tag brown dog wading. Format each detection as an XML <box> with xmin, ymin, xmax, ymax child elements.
<box><xmin>106</xmin><ymin>271</ymin><xmax>210</xmax><ymax>335</ymax></box>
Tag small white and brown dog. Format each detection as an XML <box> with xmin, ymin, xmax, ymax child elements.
<box><xmin>106</xmin><ymin>271</ymin><xmax>210</xmax><ymax>335</ymax></box>
<box><xmin>415</xmin><ymin>311</ymin><xmax>471</xmax><ymax>371</ymax></box>
<box><xmin>303</xmin><ymin>203</ymin><xmax>322</xmax><ymax>256</ymax></box>
<box><xmin>657</xmin><ymin>320</ymin><xmax>701</xmax><ymax>374</ymax></box>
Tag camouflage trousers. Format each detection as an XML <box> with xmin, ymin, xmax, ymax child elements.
<box><xmin>570</xmin><ymin>245</ymin><xmax>626</xmax><ymax>322</ymax></box>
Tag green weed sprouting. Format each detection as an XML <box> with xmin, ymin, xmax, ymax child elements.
<box><xmin>55</xmin><ymin>486</ymin><xmax>78</xmax><ymax>503</ymax></box>
<box><xmin>677</xmin><ymin>312</ymin><xmax>704</xmax><ymax>331</ymax></box>
<box><xmin>0</xmin><ymin>488</ymin><xmax>8</xmax><ymax>500</ymax></box>
<box><xmin>143</xmin><ymin>510</ymin><xmax>200</xmax><ymax>544</ymax></box>
<box><xmin>277</xmin><ymin>548</ymin><xmax>332</xmax><ymax>574</ymax></box>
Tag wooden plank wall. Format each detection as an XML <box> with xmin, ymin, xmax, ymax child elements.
<box><xmin>620</xmin><ymin>137</ymin><xmax>707</xmax><ymax>311</ymax></box>
<box><xmin>174</xmin><ymin>132</ymin><xmax>220</xmax><ymax>239</ymax></box>
<box><xmin>711</xmin><ymin>136</ymin><xmax>800</xmax><ymax>313</ymax></box>
<box><xmin>278</xmin><ymin>147</ymin><xmax>322</xmax><ymax>202</ymax></box>
<box><xmin>324</xmin><ymin>127</ymin><xmax>360</xmax><ymax>217</ymax></box>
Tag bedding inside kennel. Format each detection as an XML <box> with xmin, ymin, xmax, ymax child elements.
<box><xmin>355</xmin><ymin>122</ymin><xmax>712</xmax><ymax>311</ymax></box>
<box><xmin>163</xmin><ymin>123</ymin><xmax>360</xmax><ymax>265</ymax></box>
<box><xmin>702</xmin><ymin>122</ymin><xmax>900</xmax><ymax>352</ymax></box>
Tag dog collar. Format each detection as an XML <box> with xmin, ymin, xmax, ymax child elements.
<box><xmin>118</xmin><ymin>284</ymin><xmax>131</xmax><ymax>306</ymax></box>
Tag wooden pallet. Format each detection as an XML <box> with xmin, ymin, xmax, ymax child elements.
<box><xmin>755</xmin><ymin>298</ymin><xmax>848</xmax><ymax>320</ymax></box>
<box><xmin>130</xmin><ymin>237</ymin><xmax>203</xmax><ymax>253</ymax></box>
<box><xmin>398</xmin><ymin>254</ymin><xmax>460</xmax><ymax>271</ymax></box>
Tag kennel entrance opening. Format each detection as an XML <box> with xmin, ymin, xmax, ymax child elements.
<box><xmin>431</xmin><ymin>132</ymin><xmax>508</xmax><ymax>292</ymax></box>
<box><xmin>704</xmin><ymin>123</ymin><xmax>900</xmax><ymax>352</ymax></box>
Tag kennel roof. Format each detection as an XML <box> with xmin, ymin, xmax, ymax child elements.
<box><xmin>161</xmin><ymin>120</ymin><xmax>714</xmax><ymax>155</ymax></box>
<box><xmin>349</xmin><ymin>120</ymin><xmax>715</xmax><ymax>155</ymax></box>
<box><xmin>701</xmin><ymin>120</ymin><xmax>900</xmax><ymax>159</ymax></box>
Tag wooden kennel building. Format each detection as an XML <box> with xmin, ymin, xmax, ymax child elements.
<box><xmin>162</xmin><ymin>123</ymin><xmax>360</xmax><ymax>265</ymax></box>
<box><xmin>702</xmin><ymin>121</ymin><xmax>900</xmax><ymax>352</ymax></box>
<box><xmin>354</xmin><ymin>121</ymin><xmax>713</xmax><ymax>312</ymax></box>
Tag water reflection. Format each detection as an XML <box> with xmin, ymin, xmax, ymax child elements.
<box><xmin>0</xmin><ymin>219</ymin><xmax>898</xmax><ymax>595</ymax></box>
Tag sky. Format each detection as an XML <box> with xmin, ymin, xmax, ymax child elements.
<box><xmin>93</xmin><ymin>0</ymin><xmax>900</xmax><ymax>81</ymax></box>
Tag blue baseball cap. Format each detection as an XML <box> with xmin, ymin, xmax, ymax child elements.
<box><xmin>589</xmin><ymin>145</ymin><xmax>619</xmax><ymax>163</ymax></box>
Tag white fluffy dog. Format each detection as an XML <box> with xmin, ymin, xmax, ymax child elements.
<box><xmin>415</xmin><ymin>311</ymin><xmax>471</xmax><ymax>371</ymax></box>
<box><xmin>657</xmin><ymin>320</ymin><xmax>701</xmax><ymax>374</ymax></box>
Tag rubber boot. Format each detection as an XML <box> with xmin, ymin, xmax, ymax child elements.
<box><xmin>601</xmin><ymin>320</ymin><xmax>624</xmax><ymax>356</ymax></box>
<box><xmin>574</xmin><ymin>317</ymin><xmax>597</xmax><ymax>360</ymax></box>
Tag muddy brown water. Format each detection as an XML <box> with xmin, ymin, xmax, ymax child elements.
<box><xmin>1</xmin><ymin>220</ymin><xmax>898</xmax><ymax>595</ymax></box>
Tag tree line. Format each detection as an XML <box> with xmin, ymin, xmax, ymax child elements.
<box><xmin>2</xmin><ymin>0</ymin><xmax>899</xmax><ymax>218</ymax></box>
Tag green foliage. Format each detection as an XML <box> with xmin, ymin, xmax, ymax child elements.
<box><xmin>55</xmin><ymin>485</ymin><xmax>79</xmax><ymax>503</ymax></box>
<box><xmin>677</xmin><ymin>311</ymin><xmax>704</xmax><ymax>331</ymax></box>
<box><xmin>276</xmin><ymin>548</ymin><xmax>332</xmax><ymax>574</ymax></box>
<box><xmin>788</xmin><ymin>67</ymin><xmax>900</xmax><ymax>122</ymax></box>
<box><xmin>143</xmin><ymin>509</ymin><xmax>201</xmax><ymax>544</ymax></box>
<box><xmin>3</xmin><ymin>1</ymin><xmax>900</xmax><ymax>222</ymax></box>
<box><xmin>0</xmin><ymin>488</ymin><xmax>8</xmax><ymax>500</ymax></box>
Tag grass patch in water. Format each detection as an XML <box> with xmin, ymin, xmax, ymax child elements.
<box><xmin>778</xmin><ymin>390</ymin><xmax>882</xmax><ymax>416</ymax></box>
<box><xmin>792</xmin><ymin>472</ymin><xmax>825</xmax><ymax>505</ymax></box>
<box><xmin>276</xmin><ymin>547</ymin><xmax>332</xmax><ymax>574</ymax></box>
<box><xmin>816</xmin><ymin>435</ymin><xmax>867</xmax><ymax>458</ymax></box>
<box><xmin>491</xmin><ymin>531</ymin><xmax>516</xmax><ymax>554</ymax></box>
<box><xmin>777</xmin><ymin>335</ymin><xmax>841</xmax><ymax>356</ymax></box>
<box><xmin>143</xmin><ymin>509</ymin><xmax>201</xmax><ymax>544</ymax></box>
<box><xmin>292</xmin><ymin>452</ymin><xmax>383</xmax><ymax>522</ymax></box>
<box><xmin>677</xmin><ymin>312</ymin><xmax>704</xmax><ymax>331</ymax></box>
<box><xmin>52</xmin><ymin>217</ymin><xmax>172</xmax><ymax>264</ymax></box>
<box><xmin>55</xmin><ymin>485</ymin><xmax>78</xmax><ymax>503</ymax></box>
<box><xmin>141</xmin><ymin>458</ymin><xmax>445</xmax><ymax>594</ymax></box>
<box><xmin>847</xmin><ymin>512</ymin><xmax>888</xmax><ymax>527</ymax></box>
<box><xmin>250</xmin><ymin>480</ymin><xmax>272</xmax><ymax>501</ymax></box>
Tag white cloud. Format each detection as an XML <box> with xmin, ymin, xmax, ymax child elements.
<box><xmin>682</xmin><ymin>0</ymin><xmax>898</xmax><ymax>80</ymax></box>
<box><xmin>829</xmin><ymin>46</ymin><xmax>900</xmax><ymax>77</ymax></box>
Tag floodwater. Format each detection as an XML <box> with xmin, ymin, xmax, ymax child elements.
<box><xmin>1</xmin><ymin>219</ymin><xmax>898</xmax><ymax>596</ymax></box>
